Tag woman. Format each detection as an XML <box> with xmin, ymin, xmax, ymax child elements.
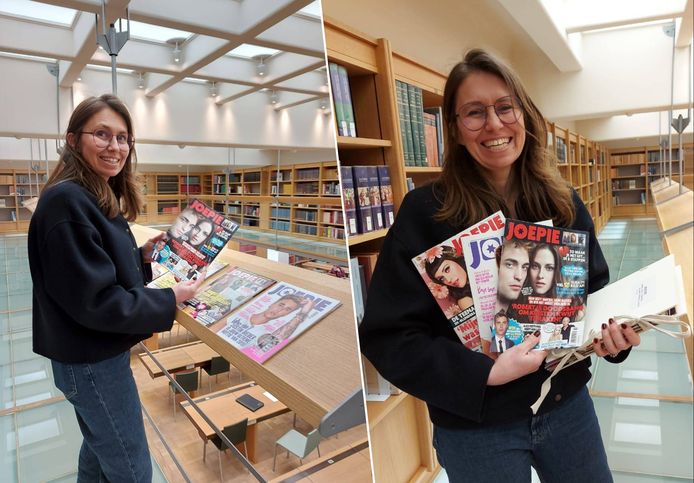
<box><xmin>424</xmin><ymin>246</ymin><xmax>474</xmax><ymax>312</ymax></box>
<box><xmin>358</xmin><ymin>50</ymin><xmax>640</xmax><ymax>482</ymax></box>
<box><xmin>189</xmin><ymin>219</ymin><xmax>214</xmax><ymax>247</ymax></box>
<box><xmin>28</xmin><ymin>94</ymin><xmax>205</xmax><ymax>482</ymax></box>
<box><xmin>528</xmin><ymin>243</ymin><xmax>561</xmax><ymax>297</ymax></box>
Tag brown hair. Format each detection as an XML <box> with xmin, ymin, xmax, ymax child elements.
<box><xmin>43</xmin><ymin>94</ymin><xmax>142</xmax><ymax>221</ymax></box>
<box><xmin>434</xmin><ymin>49</ymin><xmax>575</xmax><ymax>228</ymax></box>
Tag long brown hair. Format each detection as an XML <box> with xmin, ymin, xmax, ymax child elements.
<box><xmin>43</xmin><ymin>94</ymin><xmax>142</xmax><ymax>221</ymax></box>
<box><xmin>434</xmin><ymin>49</ymin><xmax>575</xmax><ymax>228</ymax></box>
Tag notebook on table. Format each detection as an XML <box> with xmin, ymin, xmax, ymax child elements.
<box><xmin>235</xmin><ymin>393</ymin><xmax>264</xmax><ymax>412</ymax></box>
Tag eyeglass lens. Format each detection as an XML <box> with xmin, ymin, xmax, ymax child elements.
<box><xmin>91</xmin><ymin>129</ymin><xmax>132</xmax><ymax>149</ymax></box>
<box><xmin>458</xmin><ymin>96</ymin><xmax>521</xmax><ymax>131</ymax></box>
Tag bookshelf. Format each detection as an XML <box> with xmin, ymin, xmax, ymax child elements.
<box><xmin>0</xmin><ymin>169</ymin><xmax>48</xmax><ymax>233</ymax></box>
<box><xmin>547</xmin><ymin>123</ymin><xmax>610</xmax><ymax>232</ymax></box>
<box><xmin>609</xmin><ymin>143</ymin><xmax>693</xmax><ymax>217</ymax></box>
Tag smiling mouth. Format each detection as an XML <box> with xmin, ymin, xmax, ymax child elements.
<box><xmin>100</xmin><ymin>156</ymin><xmax>121</xmax><ymax>166</ymax></box>
<box><xmin>482</xmin><ymin>137</ymin><xmax>511</xmax><ymax>151</ymax></box>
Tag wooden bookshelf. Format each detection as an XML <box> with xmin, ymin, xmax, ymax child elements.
<box><xmin>0</xmin><ymin>169</ymin><xmax>48</xmax><ymax>233</ymax></box>
<box><xmin>547</xmin><ymin>123</ymin><xmax>610</xmax><ymax>232</ymax></box>
<box><xmin>609</xmin><ymin>143</ymin><xmax>693</xmax><ymax>217</ymax></box>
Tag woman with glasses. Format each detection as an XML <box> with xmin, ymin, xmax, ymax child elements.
<box><xmin>359</xmin><ymin>50</ymin><xmax>640</xmax><ymax>482</ymax></box>
<box><xmin>28</xmin><ymin>94</ymin><xmax>205</xmax><ymax>482</ymax></box>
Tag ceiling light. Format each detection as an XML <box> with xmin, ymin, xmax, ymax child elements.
<box><xmin>269</xmin><ymin>90</ymin><xmax>279</xmax><ymax>105</ymax></box>
<box><xmin>136</xmin><ymin>72</ymin><xmax>145</xmax><ymax>89</ymax></box>
<box><xmin>208</xmin><ymin>81</ymin><xmax>218</xmax><ymax>98</ymax></box>
<box><xmin>167</xmin><ymin>37</ymin><xmax>185</xmax><ymax>64</ymax></box>
<box><xmin>255</xmin><ymin>55</ymin><xmax>268</xmax><ymax>77</ymax></box>
<box><xmin>319</xmin><ymin>98</ymin><xmax>329</xmax><ymax>110</ymax></box>
<box><xmin>77</xmin><ymin>74</ymin><xmax>82</xmax><ymax>81</ymax></box>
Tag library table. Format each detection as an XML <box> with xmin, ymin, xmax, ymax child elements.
<box><xmin>180</xmin><ymin>382</ymin><xmax>290</xmax><ymax>463</ymax></box>
<box><xmin>138</xmin><ymin>341</ymin><xmax>218</xmax><ymax>378</ymax></box>
<box><xmin>130</xmin><ymin>223</ymin><xmax>363</xmax><ymax>432</ymax></box>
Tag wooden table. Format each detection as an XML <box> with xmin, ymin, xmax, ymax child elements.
<box><xmin>180</xmin><ymin>382</ymin><xmax>290</xmax><ymax>463</ymax></box>
<box><xmin>138</xmin><ymin>341</ymin><xmax>218</xmax><ymax>378</ymax></box>
<box><xmin>131</xmin><ymin>223</ymin><xmax>363</xmax><ymax>430</ymax></box>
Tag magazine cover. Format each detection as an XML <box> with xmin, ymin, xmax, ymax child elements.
<box><xmin>500</xmin><ymin>219</ymin><xmax>589</xmax><ymax>351</ymax></box>
<box><xmin>152</xmin><ymin>199</ymin><xmax>239</xmax><ymax>280</ymax></box>
<box><xmin>180</xmin><ymin>267</ymin><xmax>276</xmax><ymax>327</ymax></box>
<box><xmin>461</xmin><ymin>219</ymin><xmax>555</xmax><ymax>353</ymax></box>
<box><xmin>147</xmin><ymin>259</ymin><xmax>229</xmax><ymax>290</ymax></box>
<box><xmin>210</xmin><ymin>282</ymin><xmax>341</xmax><ymax>364</ymax></box>
<box><xmin>411</xmin><ymin>211</ymin><xmax>505</xmax><ymax>354</ymax></box>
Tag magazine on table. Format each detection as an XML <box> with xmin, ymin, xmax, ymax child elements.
<box><xmin>545</xmin><ymin>255</ymin><xmax>689</xmax><ymax>371</ymax></box>
<box><xmin>210</xmin><ymin>282</ymin><xmax>341</xmax><ymax>364</ymax></box>
<box><xmin>180</xmin><ymin>267</ymin><xmax>276</xmax><ymax>327</ymax></box>
<box><xmin>152</xmin><ymin>199</ymin><xmax>239</xmax><ymax>281</ymax></box>
<box><xmin>412</xmin><ymin>211</ymin><xmax>505</xmax><ymax>354</ymax></box>
<box><xmin>500</xmin><ymin>219</ymin><xmax>589</xmax><ymax>351</ymax></box>
<box><xmin>147</xmin><ymin>259</ymin><xmax>229</xmax><ymax>290</ymax></box>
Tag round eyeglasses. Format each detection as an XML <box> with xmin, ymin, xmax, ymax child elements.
<box><xmin>80</xmin><ymin>129</ymin><xmax>133</xmax><ymax>150</ymax></box>
<box><xmin>456</xmin><ymin>96</ymin><xmax>522</xmax><ymax>131</ymax></box>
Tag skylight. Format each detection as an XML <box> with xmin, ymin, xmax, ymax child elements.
<box><xmin>129</xmin><ymin>20</ymin><xmax>193</xmax><ymax>43</ymax></box>
<box><xmin>298</xmin><ymin>1</ymin><xmax>322</xmax><ymax>19</ymax></box>
<box><xmin>0</xmin><ymin>0</ymin><xmax>77</xmax><ymax>27</ymax></box>
<box><xmin>228</xmin><ymin>44</ymin><xmax>279</xmax><ymax>59</ymax></box>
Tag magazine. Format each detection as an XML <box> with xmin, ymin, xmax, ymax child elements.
<box><xmin>147</xmin><ymin>259</ymin><xmax>229</xmax><ymax>290</ymax></box>
<box><xmin>180</xmin><ymin>267</ymin><xmax>276</xmax><ymax>327</ymax></box>
<box><xmin>412</xmin><ymin>211</ymin><xmax>505</xmax><ymax>354</ymax></box>
<box><xmin>153</xmin><ymin>199</ymin><xmax>239</xmax><ymax>280</ymax></box>
<box><xmin>461</xmin><ymin>219</ymin><xmax>552</xmax><ymax>353</ymax></box>
<box><xmin>210</xmin><ymin>282</ymin><xmax>341</xmax><ymax>364</ymax></box>
<box><xmin>500</xmin><ymin>219</ymin><xmax>589</xmax><ymax>351</ymax></box>
<box><xmin>545</xmin><ymin>255</ymin><xmax>688</xmax><ymax>371</ymax></box>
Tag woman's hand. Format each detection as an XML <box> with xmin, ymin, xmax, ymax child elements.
<box><xmin>487</xmin><ymin>331</ymin><xmax>548</xmax><ymax>386</ymax></box>
<box><xmin>140</xmin><ymin>232</ymin><xmax>166</xmax><ymax>264</ymax></box>
<box><xmin>593</xmin><ymin>318</ymin><xmax>640</xmax><ymax>358</ymax></box>
<box><xmin>171</xmin><ymin>273</ymin><xmax>207</xmax><ymax>304</ymax></box>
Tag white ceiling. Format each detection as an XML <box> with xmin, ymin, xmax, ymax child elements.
<box><xmin>0</xmin><ymin>0</ymin><xmax>338</xmax><ymax>166</ymax></box>
<box><xmin>323</xmin><ymin>0</ymin><xmax>693</xmax><ymax>149</ymax></box>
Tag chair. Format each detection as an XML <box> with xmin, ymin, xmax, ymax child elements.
<box><xmin>201</xmin><ymin>356</ymin><xmax>232</xmax><ymax>392</ymax></box>
<box><xmin>272</xmin><ymin>428</ymin><xmax>321</xmax><ymax>472</ymax></box>
<box><xmin>208</xmin><ymin>418</ymin><xmax>248</xmax><ymax>482</ymax></box>
<box><xmin>169</xmin><ymin>370</ymin><xmax>199</xmax><ymax>417</ymax></box>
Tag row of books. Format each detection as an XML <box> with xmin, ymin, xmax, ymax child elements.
<box><xmin>395</xmin><ymin>80</ymin><xmax>444</xmax><ymax>167</ymax></box>
<box><xmin>328</xmin><ymin>62</ymin><xmax>357</xmax><ymax>138</ymax></box>
<box><xmin>341</xmin><ymin>165</ymin><xmax>395</xmax><ymax>236</ymax></box>
<box><xmin>612</xmin><ymin>179</ymin><xmax>642</xmax><ymax>190</ymax></box>
<box><xmin>612</xmin><ymin>192</ymin><xmax>646</xmax><ymax>205</ymax></box>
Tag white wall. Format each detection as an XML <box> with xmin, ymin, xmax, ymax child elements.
<box><xmin>0</xmin><ymin>56</ymin><xmax>337</xmax><ymax>159</ymax></box>
<box><xmin>516</xmin><ymin>23</ymin><xmax>692</xmax><ymax>122</ymax></box>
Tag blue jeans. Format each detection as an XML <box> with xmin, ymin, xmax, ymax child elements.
<box><xmin>432</xmin><ymin>386</ymin><xmax>612</xmax><ymax>483</ymax></box>
<box><xmin>52</xmin><ymin>351</ymin><xmax>152</xmax><ymax>483</ymax></box>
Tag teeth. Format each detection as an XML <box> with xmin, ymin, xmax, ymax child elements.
<box><xmin>483</xmin><ymin>138</ymin><xmax>510</xmax><ymax>148</ymax></box>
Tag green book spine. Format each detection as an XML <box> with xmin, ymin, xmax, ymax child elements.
<box><xmin>338</xmin><ymin>65</ymin><xmax>357</xmax><ymax>137</ymax></box>
<box><xmin>414</xmin><ymin>86</ymin><xmax>426</xmax><ymax>166</ymax></box>
<box><xmin>328</xmin><ymin>62</ymin><xmax>347</xmax><ymax>137</ymax></box>
<box><xmin>407</xmin><ymin>83</ymin><xmax>422</xmax><ymax>166</ymax></box>
<box><xmin>396</xmin><ymin>81</ymin><xmax>411</xmax><ymax>166</ymax></box>
<box><xmin>401</xmin><ymin>81</ymin><xmax>415</xmax><ymax>166</ymax></box>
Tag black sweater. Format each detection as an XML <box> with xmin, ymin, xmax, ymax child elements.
<box><xmin>359</xmin><ymin>184</ymin><xmax>617</xmax><ymax>429</ymax></box>
<box><xmin>28</xmin><ymin>181</ymin><xmax>176</xmax><ymax>363</ymax></box>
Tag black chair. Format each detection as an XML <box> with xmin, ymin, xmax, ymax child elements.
<box><xmin>202</xmin><ymin>356</ymin><xmax>232</xmax><ymax>392</ymax></box>
<box><xmin>209</xmin><ymin>418</ymin><xmax>249</xmax><ymax>481</ymax></box>
<box><xmin>169</xmin><ymin>370</ymin><xmax>199</xmax><ymax>417</ymax></box>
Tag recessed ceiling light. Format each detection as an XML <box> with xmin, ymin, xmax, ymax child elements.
<box><xmin>228</xmin><ymin>44</ymin><xmax>279</xmax><ymax>59</ymax></box>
